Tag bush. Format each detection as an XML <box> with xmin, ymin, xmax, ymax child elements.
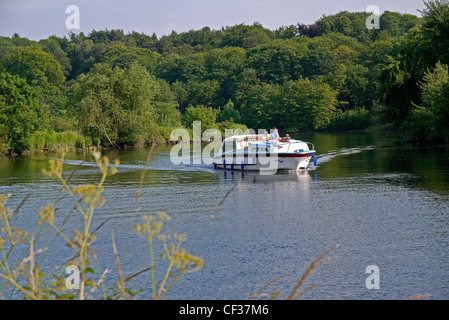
<box><xmin>183</xmin><ymin>105</ymin><xmax>218</xmax><ymax>133</ymax></box>
<box><xmin>0</xmin><ymin>72</ymin><xmax>47</xmax><ymax>154</ymax></box>
<box><xmin>326</xmin><ymin>108</ymin><xmax>372</xmax><ymax>131</ymax></box>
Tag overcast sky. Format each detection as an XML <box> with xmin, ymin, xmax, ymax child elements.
<box><xmin>0</xmin><ymin>0</ymin><xmax>427</xmax><ymax>40</ymax></box>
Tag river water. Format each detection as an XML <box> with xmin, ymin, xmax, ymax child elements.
<box><xmin>1</xmin><ymin>132</ymin><xmax>448</xmax><ymax>300</ymax></box>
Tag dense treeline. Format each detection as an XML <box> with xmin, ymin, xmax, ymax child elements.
<box><xmin>1</xmin><ymin>1</ymin><xmax>449</xmax><ymax>155</ymax></box>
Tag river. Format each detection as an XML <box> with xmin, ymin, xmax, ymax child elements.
<box><xmin>1</xmin><ymin>131</ymin><xmax>448</xmax><ymax>300</ymax></box>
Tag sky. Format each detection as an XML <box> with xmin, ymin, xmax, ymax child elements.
<box><xmin>0</xmin><ymin>0</ymin><xmax>427</xmax><ymax>40</ymax></box>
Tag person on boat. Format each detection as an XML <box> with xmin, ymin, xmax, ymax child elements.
<box><xmin>280</xmin><ymin>134</ymin><xmax>291</xmax><ymax>142</ymax></box>
<box><xmin>264</xmin><ymin>131</ymin><xmax>270</xmax><ymax>141</ymax></box>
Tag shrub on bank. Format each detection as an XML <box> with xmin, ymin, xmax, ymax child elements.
<box><xmin>326</xmin><ymin>108</ymin><xmax>372</xmax><ymax>131</ymax></box>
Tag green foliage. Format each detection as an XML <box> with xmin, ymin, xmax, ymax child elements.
<box><xmin>247</xmin><ymin>39</ymin><xmax>308</xmax><ymax>83</ymax></box>
<box><xmin>88</xmin><ymin>29</ymin><xmax>125</xmax><ymax>43</ymax></box>
<box><xmin>419</xmin><ymin>0</ymin><xmax>449</xmax><ymax>65</ymax></box>
<box><xmin>68</xmin><ymin>63</ymin><xmax>160</xmax><ymax>146</ymax></box>
<box><xmin>339</xmin><ymin>63</ymin><xmax>375</xmax><ymax>110</ymax></box>
<box><xmin>0</xmin><ymin>72</ymin><xmax>47</xmax><ymax>154</ymax></box>
<box><xmin>65</xmin><ymin>36</ymin><xmax>93</xmax><ymax>78</ymax></box>
<box><xmin>0</xmin><ymin>37</ymin><xmax>17</xmax><ymax>60</ymax></box>
<box><xmin>28</xmin><ymin>130</ymin><xmax>93</xmax><ymax>151</ymax></box>
<box><xmin>316</xmin><ymin>11</ymin><xmax>376</xmax><ymax>44</ymax></box>
<box><xmin>236</xmin><ymin>81</ymin><xmax>282</xmax><ymax>130</ymax></box>
<box><xmin>100</xmin><ymin>44</ymin><xmax>160</xmax><ymax>74</ymax></box>
<box><xmin>380</xmin><ymin>11</ymin><xmax>422</xmax><ymax>38</ymax></box>
<box><xmin>236</xmin><ymin>78</ymin><xmax>338</xmax><ymax>131</ymax></box>
<box><xmin>38</xmin><ymin>37</ymin><xmax>72</xmax><ymax>76</ymax></box>
<box><xmin>0</xmin><ymin>46</ymin><xmax>65</xmax><ymax>97</ymax></box>
<box><xmin>377</xmin><ymin>49</ymin><xmax>422</xmax><ymax>123</ymax></box>
<box><xmin>326</xmin><ymin>108</ymin><xmax>372</xmax><ymax>131</ymax></box>
<box><xmin>187</xmin><ymin>80</ymin><xmax>220</xmax><ymax>108</ymax></box>
<box><xmin>280</xmin><ymin>78</ymin><xmax>339</xmax><ymax>131</ymax></box>
<box><xmin>183</xmin><ymin>105</ymin><xmax>218</xmax><ymax>132</ymax></box>
<box><xmin>316</xmin><ymin>11</ymin><xmax>420</xmax><ymax>44</ymax></box>
<box><xmin>153</xmin><ymin>79</ymin><xmax>182</xmax><ymax>127</ymax></box>
<box><xmin>2</xmin><ymin>3</ymin><xmax>448</xmax><ymax>149</ymax></box>
<box><xmin>378</xmin><ymin>0</ymin><xmax>449</xmax><ymax>135</ymax></box>
<box><xmin>405</xmin><ymin>62</ymin><xmax>449</xmax><ymax>142</ymax></box>
<box><xmin>221</xmin><ymin>23</ymin><xmax>273</xmax><ymax>49</ymax></box>
<box><xmin>217</xmin><ymin>100</ymin><xmax>241</xmax><ymax>123</ymax></box>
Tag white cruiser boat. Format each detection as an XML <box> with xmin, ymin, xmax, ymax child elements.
<box><xmin>212</xmin><ymin>134</ymin><xmax>317</xmax><ymax>172</ymax></box>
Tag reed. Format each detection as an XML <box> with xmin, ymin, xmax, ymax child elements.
<box><xmin>249</xmin><ymin>245</ymin><xmax>339</xmax><ymax>300</ymax></box>
<box><xmin>28</xmin><ymin>131</ymin><xmax>96</xmax><ymax>152</ymax></box>
<box><xmin>0</xmin><ymin>147</ymin><xmax>204</xmax><ymax>299</ymax></box>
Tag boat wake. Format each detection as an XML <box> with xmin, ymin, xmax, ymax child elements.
<box><xmin>57</xmin><ymin>146</ymin><xmax>374</xmax><ymax>174</ymax></box>
<box><xmin>59</xmin><ymin>158</ymin><xmax>217</xmax><ymax>174</ymax></box>
<box><xmin>315</xmin><ymin>146</ymin><xmax>374</xmax><ymax>165</ymax></box>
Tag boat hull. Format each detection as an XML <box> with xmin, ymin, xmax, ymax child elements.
<box><xmin>212</xmin><ymin>152</ymin><xmax>315</xmax><ymax>172</ymax></box>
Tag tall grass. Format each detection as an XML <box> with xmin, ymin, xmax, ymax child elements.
<box><xmin>0</xmin><ymin>149</ymin><xmax>203</xmax><ymax>299</ymax></box>
<box><xmin>28</xmin><ymin>131</ymin><xmax>98</xmax><ymax>152</ymax></box>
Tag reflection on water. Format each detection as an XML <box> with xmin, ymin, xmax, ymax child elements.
<box><xmin>1</xmin><ymin>132</ymin><xmax>449</xmax><ymax>300</ymax></box>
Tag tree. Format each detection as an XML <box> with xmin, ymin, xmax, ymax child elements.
<box><xmin>316</xmin><ymin>11</ymin><xmax>375</xmax><ymax>44</ymax></box>
<box><xmin>0</xmin><ymin>37</ymin><xmax>16</xmax><ymax>60</ymax></box>
<box><xmin>301</xmin><ymin>45</ymin><xmax>338</xmax><ymax>79</ymax></box>
<box><xmin>275</xmin><ymin>25</ymin><xmax>299</xmax><ymax>39</ymax></box>
<box><xmin>0</xmin><ymin>72</ymin><xmax>47</xmax><ymax>153</ymax></box>
<box><xmin>246</xmin><ymin>39</ymin><xmax>309</xmax><ymax>83</ymax></box>
<box><xmin>221</xmin><ymin>23</ymin><xmax>273</xmax><ymax>49</ymax></box>
<box><xmin>217</xmin><ymin>100</ymin><xmax>241</xmax><ymax>124</ymax></box>
<box><xmin>0</xmin><ymin>46</ymin><xmax>65</xmax><ymax>96</ymax></box>
<box><xmin>88</xmin><ymin>29</ymin><xmax>125</xmax><ymax>43</ymax></box>
<box><xmin>377</xmin><ymin>54</ymin><xmax>419</xmax><ymax>123</ymax></box>
<box><xmin>380</xmin><ymin>11</ymin><xmax>422</xmax><ymax>38</ymax></box>
<box><xmin>296</xmin><ymin>24</ymin><xmax>321</xmax><ymax>38</ymax></box>
<box><xmin>172</xmin><ymin>27</ymin><xmax>221</xmax><ymax>49</ymax></box>
<box><xmin>280</xmin><ymin>78</ymin><xmax>338</xmax><ymax>131</ymax></box>
<box><xmin>66</xmin><ymin>36</ymin><xmax>95</xmax><ymax>79</ymax></box>
<box><xmin>406</xmin><ymin>62</ymin><xmax>449</xmax><ymax>142</ymax></box>
<box><xmin>419</xmin><ymin>0</ymin><xmax>449</xmax><ymax>66</ymax></box>
<box><xmin>377</xmin><ymin>1</ymin><xmax>448</xmax><ymax>125</ymax></box>
<box><xmin>201</xmin><ymin>47</ymin><xmax>247</xmax><ymax>104</ymax></box>
<box><xmin>68</xmin><ymin>63</ymin><xmax>160</xmax><ymax>146</ymax></box>
<box><xmin>100</xmin><ymin>44</ymin><xmax>160</xmax><ymax>75</ymax></box>
<box><xmin>183</xmin><ymin>105</ymin><xmax>218</xmax><ymax>133</ymax></box>
<box><xmin>339</xmin><ymin>63</ymin><xmax>374</xmax><ymax>110</ymax></box>
<box><xmin>237</xmin><ymin>82</ymin><xmax>282</xmax><ymax>130</ymax></box>
<box><xmin>187</xmin><ymin>80</ymin><xmax>220</xmax><ymax>108</ymax></box>
<box><xmin>39</xmin><ymin>37</ymin><xmax>72</xmax><ymax>76</ymax></box>
<box><xmin>153</xmin><ymin>79</ymin><xmax>182</xmax><ymax>127</ymax></box>
<box><xmin>156</xmin><ymin>54</ymin><xmax>185</xmax><ymax>83</ymax></box>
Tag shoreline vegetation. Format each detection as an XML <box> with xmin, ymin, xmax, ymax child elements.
<box><xmin>2</xmin><ymin>127</ymin><xmax>405</xmax><ymax>158</ymax></box>
<box><xmin>2</xmin><ymin>1</ymin><xmax>449</xmax><ymax>157</ymax></box>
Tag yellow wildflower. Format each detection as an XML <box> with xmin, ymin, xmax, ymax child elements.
<box><xmin>42</xmin><ymin>158</ymin><xmax>64</xmax><ymax>178</ymax></box>
<box><xmin>38</xmin><ymin>203</ymin><xmax>55</xmax><ymax>225</ymax></box>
